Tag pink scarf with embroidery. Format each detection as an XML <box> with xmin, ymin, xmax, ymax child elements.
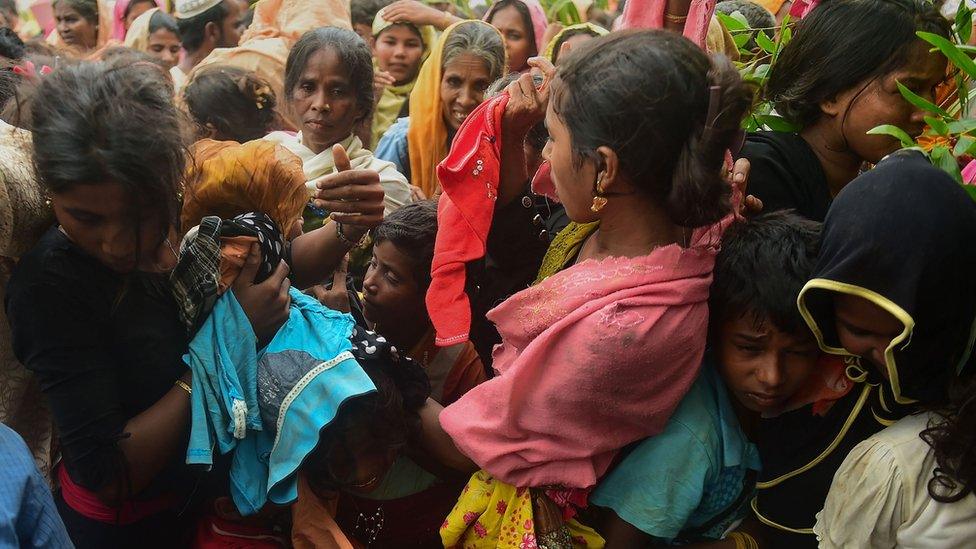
<box><xmin>440</xmin><ymin>218</ymin><xmax>731</xmax><ymax>488</ymax></box>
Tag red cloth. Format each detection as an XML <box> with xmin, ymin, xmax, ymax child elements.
<box><xmin>192</xmin><ymin>514</ymin><xmax>287</xmax><ymax>548</ymax></box>
<box><xmin>58</xmin><ymin>463</ymin><xmax>180</xmax><ymax>525</ymax></box>
<box><xmin>426</xmin><ymin>94</ymin><xmax>510</xmax><ymax>347</ymax></box>
<box><xmin>618</xmin><ymin>0</ymin><xmax>716</xmax><ymax>48</ymax></box>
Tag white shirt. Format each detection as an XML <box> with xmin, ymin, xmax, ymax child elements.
<box><xmin>814</xmin><ymin>412</ymin><xmax>976</xmax><ymax>548</ymax></box>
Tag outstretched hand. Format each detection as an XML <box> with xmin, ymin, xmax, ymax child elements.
<box><xmin>311</xmin><ymin>143</ymin><xmax>385</xmax><ymax>231</ymax></box>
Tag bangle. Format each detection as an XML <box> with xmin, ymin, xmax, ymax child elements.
<box><xmin>728</xmin><ymin>532</ymin><xmax>760</xmax><ymax>549</ymax></box>
<box><xmin>335</xmin><ymin>221</ymin><xmax>366</xmax><ymax>248</ymax></box>
<box><xmin>175</xmin><ymin>379</ymin><xmax>192</xmax><ymax>396</ymax></box>
<box><xmin>664</xmin><ymin>12</ymin><xmax>688</xmax><ymax>23</ymax></box>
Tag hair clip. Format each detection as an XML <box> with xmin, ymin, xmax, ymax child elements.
<box><xmin>12</xmin><ymin>60</ymin><xmax>53</xmax><ymax>81</ymax></box>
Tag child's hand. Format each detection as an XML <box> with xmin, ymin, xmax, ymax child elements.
<box><xmin>233</xmin><ymin>243</ymin><xmax>291</xmax><ymax>344</ymax></box>
<box><xmin>312</xmin><ymin>143</ymin><xmax>385</xmax><ymax>232</ymax></box>
<box><xmin>373</xmin><ymin>70</ymin><xmax>396</xmax><ymax>105</ymax></box>
<box><xmin>502</xmin><ymin>58</ymin><xmax>554</xmax><ymax>137</ymax></box>
<box><xmin>383</xmin><ymin>0</ymin><xmax>454</xmax><ymax>29</ymax></box>
<box><xmin>306</xmin><ymin>255</ymin><xmax>351</xmax><ymax>313</ymax></box>
<box><xmin>727</xmin><ymin>158</ymin><xmax>763</xmax><ymax>216</ymax></box>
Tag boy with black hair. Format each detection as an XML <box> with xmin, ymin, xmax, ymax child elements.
<box><xmin>350</xmin><ymin>0</ymin><xmax>389</xmax><ymax>47</ymax></box>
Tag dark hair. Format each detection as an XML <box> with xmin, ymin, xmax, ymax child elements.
<box><xmin>31</xmin><ymin>62</ymin><xmax>184</xmax><ymax>232</ymax></box>
<box><xmin>123</xmin><ymin>0</ymin><xmax>156</xmax><ymax>20</ymax></box>
<box><xmin>285</xmin><ymin>27</ymin><xmax>374</xmax><ymax>124</ymax></box>
<box><xmin>553</xmin><ymin>30</ymin><xmax>753</xmax><ymax>227</ymax></box>
<box><xmin>1</xmin><ymin>54</ymin><xmax>65</xmax><ymax>128</ymax></box>
<box><xmin>177</xmin><ymin>0</ymin><xmax>228</xmax><ymax>52</ymax></box>
<box><xmin>98</xmin><ymin>46</ymin><xmax>167</xmax><ymax>68</ymax></box>
<box><xmin>52</xmin><ymin>0</ymin><xmax>98</xmax><ymax>25</ymax></box>
<box><xmin>549</xmin><ymin>26</ymin><xmax>603</xmax><ymax>64</ymax></box>
<box><xmin>373</xmin><ymin>200</ymin><xmax>438</xmax><ymax>289</ymax></box>
<box><xmin>0</xmin><ymin>0</ymin><xmax>16</xmax><ymax>21</ymax></box>
<box><xmin>715</xmin><ymin>0</ymin><xmax>774</xmax><ymax>51</ymax></box>
<box><xmin>183</xmin><ymin>65</ymin><xmax>276</xmax><ymax>142</ymax></box>
<box><xmin>350</xmin><ymin>0</ymin><xmax>389</xmax><ymax>27</ymax></box>
<box><xmin>488</xmin><ymin>0</ymin><xmax>537</xmax><ymax>53</ymax></box>
<box><xmin>767</xmin><ymin>0</ymin><xmax>950</xmax><ymax>127</ymax></box>
<box><xmin>0</xmin><ymin>26</ymin><xmax>25</xmax><ymax>60</ymax></box>
<box><xmin>710</xmin><ymin>211</ymin><xmax>821</xmax><ymax>335</ymax></box>
<box><xmin>441</xmin><ymin>21</ymin><xmax>506</xmax><ymax>83</ymax></box>
<box><xmin>921</xmin><ymin>375</ymin><xmax>976</xmax><ymax>503</ymax></box>
<box><xmin>149</xmin><ymin>10</ymin><xmax>180</xmax><ymax>37</ymax></box>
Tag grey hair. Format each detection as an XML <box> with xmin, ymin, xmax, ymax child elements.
<box><xmin>52</xmin><ymin>0</ymin><xmax>98</xmax><ymax>25</ymax></box>
<box><xmin>441</xmin><ymin>21</ymin><xmax>506</xmax><ymax>83</ymax></box>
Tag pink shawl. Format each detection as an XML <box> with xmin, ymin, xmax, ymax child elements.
<box><xmin>484</xmin><ymin>0</ymin><xmax>548</xmax><ymax>58</ymax></box>
<box><xmin>618</xmin><ymin>0</ymin><xmax>715</xmax><ymax>48</ymax></box>
<box><xmin>113</xmin><ymin>0</ymin><xmax>165</xmax><ymax>41</ymax></box>
<box><xmin>439</xmin><ymin>219</ymin><xmax>731</xmax><ymax>488</ymax></box>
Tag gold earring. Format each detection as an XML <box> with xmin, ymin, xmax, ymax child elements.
<box><xmin>591</xmin><ymin>172</ymin><xmax>607</xmax><ymax>213</ymax></box>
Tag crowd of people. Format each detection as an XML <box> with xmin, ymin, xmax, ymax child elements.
<box><xmin>0</xmin><ymin>0</ymin><xmax>975</xmax><ymax>547</ymax></box>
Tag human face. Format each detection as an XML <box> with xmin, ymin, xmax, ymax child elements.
<box><xmin>825</xmin><ymin>42</ymin><xmax>947</xmax><ymax>164</ymax></box>
<box><xmin>542</xmin><ymin>92</ymin><xmax>599</xmax><ymax>223</ymax></box>
<box><xmin>374</xmin><ymin>24</ymin><xmax>425</xmax><ymax>85</ymax></box>
<box><xmin>362</xmin><ymin>240</ymin><xmax>427</xmax><ymax>330</ymax></box>
<box><xmin>490</xmin><ymin>4</ymin><xmax>533</xmax><ymax>73</ymax></box>
<box><xmin>292</xmin><ymin>48</ymin><xmax>365</xmax><ymax>154</ymax></box>
<box><xmin>216</xmin><ymin>0</ymin><xmax>242</xmax><ymax>48</ymax></box>
<box><xmin>439</xmin><ymin>53</ymin><xmax>491</xmax><ymax>131</ymax></box>
<box><xmin>55</xmin><ymin>4</ymin><xmax>98</xmax><ymax>50</ymax></box>
<box><xmin>124</xmin><ymin>0</ymin><xmax>154</xmax><ymax>30</ymax></box>
<box><xmin>833</xmin><ymin>293</ymin><xmax>903</xmax><ymax>378</ymax></box>
<box><xmin>353</xmin><ymin>23</ymin><xmax>374</xmax><ymax>49</ymax></box>
<box><xmin>146</xmin><ymin>28</ymin><xmax>182</xmax><ymax>70</ymax></box>
<box><xmin>52</xmin><ymin>182</ymin><xmax>176</xmax><ymax>274</ymax></box>
<box><xmin>717</xmin><ymin>313</ymin><xmax>821</xmax><ymax>415</ymax></box>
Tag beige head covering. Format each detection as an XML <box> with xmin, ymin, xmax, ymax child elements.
<box><xmin>122</xmin><ymin>6</ymin><xmax>158</xmax><ymax>51</ymax></box>
<box><xmin>175</xmin><ymin>0</ymin><xmax>222</xmax><ymax>18</ymax></box>
<box><xmin>0</xmin><ymin>121</ymin><xmax>54</xmax><ymax>259</ymax></box>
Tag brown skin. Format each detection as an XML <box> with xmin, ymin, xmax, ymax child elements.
<box><xmin>146</xmin><ymin>27</ymin><xmax>182</xmax><ymax>70</ymax></box>
<box><xmin>124</xmin><ymin>0</ymin><xmax>154</xmax><ymax>30</ymax></box>
<box><xmin>800</xmin><ymin>42</ymin><xmax>947</xmax><ymax>197</ymax></box>
<box><xmin>362</xmin><ymin>240</ymin><xmax>430</xmax><ymax>351</ymax></box>
<box><xmin>440</xmin><ymin>53</ymin><xmax>493</xmax><ymax>132</ymax></box>
<box><xmin>352</xmin><ymin>23</ymin><xmax>374</xmax><ymax>49</ymax></box>
<box><xmin>489</xmin><ymin>4</ymin><xmax>534</xmax><ymax>73</ymax></box>
<box><xmin>292</xmin><ymin>48</ymin><xmax>366</xmax><ymax>155</ymax></box>
<box><xmin>833</xmin><ymin>293</ymin><xmax>903</xmax><ymax>378</ymax></box>
<box><xmin>382</xmin><ymin>0</ymin><xmax>461</xmax><ymax>32</ymax></box>
<box><xmin>178</xmin><ymin>0</ymin><xmax>242</xmax><ymax>73</ymax></box>
<box><xmin>54</xmin><ymin>4</ymin><xmax>98</xmax><ymax>52</ymax></box>
<box><xmin>373</xmin><ymin>24</ymin><xmax>425</xmax><ymax>86</ymax></box>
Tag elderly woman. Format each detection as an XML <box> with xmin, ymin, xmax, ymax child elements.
<box><xmin>374</xmin><ymin>20</ymin><xmax>506</xmax><ymax>198</ymax></box>
<box><xmin>48</xmin><ymin>0</ymin><xmax>115</xmax><ymax>57</ymax></box>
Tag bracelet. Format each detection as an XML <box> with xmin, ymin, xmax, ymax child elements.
<box><xmin>335</xmin><ymin>221</ymin><xmax>366</xmax><ymax>248</ymax></box>
<box><xmin>728</xmin><ymin>532</ymin><xmax>760</xmax><ymax>549</ymax></box>
<box><xmin>664</xmin><ymin>12</ymin><xmax>688</xmax><ymax>23</ymax></box>
<box><xmin>175</xmin><ymin>379</ymin><xmax>192</xmax><ymax>396</ymax></box>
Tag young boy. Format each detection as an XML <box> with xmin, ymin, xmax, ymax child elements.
<box><xmin>362</xmin><ymin>200</ymin><xmax>486</xmax><ymax>406</ymax></box>
<box><xmin>591</xmin><ymin>211</ymin><xmax>849</xmax><ymax>546</ymax></box>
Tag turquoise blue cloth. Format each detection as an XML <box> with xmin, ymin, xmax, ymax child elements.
<box><xmin>374</xmin><ymin>116</ymin><xmax>410</xmax><ymax>178</ymax></box>
<box><xmin>185</xmin><ymin>288</ymin><xmax>375</xmax><ymax>515</ymax></box>
<box><xmin>591</xmin><ymin>366</ymin><xmax>761</xmax><ymax>544</ymax></box>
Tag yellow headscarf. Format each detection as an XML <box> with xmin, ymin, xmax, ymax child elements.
<box><xmin>406</xmin><ymin>20</ymin><xmax>505</xmax><ymax>198</ymax></box>
<box><xmin>370</xmin><ymin>8</ymin><xmax>436</xmax><ymax>148</ymax></box>
<box><xmin>182</xmin><ymin>139</ymin><xmax>309</xmax><ymax>235</ymax></box>
<box><xmin>46</xmin><ymin>0</ymin><xmax>116</xmax><ymax>58</ymax></box>
<box><xmin>122</xmin><ymin>6</ymin><xmax>157</xmax><ymax>52</ymax></box>
<box><xmin>542</xmin><ymin>22</ymin><xmax>608</xmax><ymax>62</ymax></box>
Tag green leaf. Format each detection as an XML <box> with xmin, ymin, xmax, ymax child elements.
<box><xmin>716</xmin><ymin>12</ymin><xmax>748</xmax><ymax>32</ymax></box>
<box><xmin>732</xmin><ymin>32</ymin><xmax>752</xmax><ymax>48</ymax></box>
<box><xmin>755</xmin><ymin>31</ymin><xmax>777</xmax><ymax>54</ymax></box>
<box><xmin>963</xmin><ymin>183</ymin><xmax>976</xmax><ymax>203</ymax></box>
<box><xmin>947</xmin><ymin>118</ymin><xmax>976</xmax><ymax>134</ymax></box>
<box><xmin>897</xmin><ymin>81</ymin><xmax>951</xmax><ymax>118</ymax></box>
<box><xmin>954</xmin><ymin>135</ymin><xmax>976</xmax><ymax>156</ymax></box>
<box><xmin>756</xmin><ymin>114</ymin><xmax>800</xmax><ymax>132</ymax></box>
<box><xmin>956</xmin><ymin>4</ymin><xmax>973</xmax><ymax>44</ymax></box>
<box><xmin>917</xmin><ymin>31</ymin><xmax>976</xmax><ymax>80</ymax></box>
<box><xmin>925</xmin><ymin>116</ymin><xmax>950</xmax><ymax>136</ymax></box>
<box><xmin>867</xmin><ymin>124</ymin><xmax>916</xmax><ymax>148</ymax></box>
<box><xmin>931</xmin><ymin>145</ymin><xmax>964</xmax><ymax>183</ymax></box>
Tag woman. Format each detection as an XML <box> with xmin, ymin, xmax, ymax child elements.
<box><xmin>370</xmin><ymin>6</ymin><xmax>435</xmax><ymax>148</ymax></box>
<box><xmin>183</xmin><ymin>66</ymin><xmax>278</xmax><ymax>142</ymax></box>
<box><xmin>4</xmin><ymin>60</ymin><xmax>386</xmax><ymax>548</ymax></box>
<box><xmin>483</xmin><ymin>0</ymin><xmax>547</xmax><ymax>74</ymax></box>
<box><xmin>112</xmin><ymin>0</ymin><xmax>163</xmax><ymax>41</ymax></box>
<box><xmin>265</xmin><ymin>27</ymin><xmax>412</xmax><ymax>230</ymax></box>
<box><xmin>122</xmin><ymin>8</ymin><xmax>180</xmax><ymax>70</ymax></box>
<box><xmin>426</xmin><ymin>30</ymin><xmax>753</xmax><ymax>546</ymax></box>
<box><xmin>374</xmin><ymin>20</ymin><xmax>505</xmax><ymax>198</ymax></box>
<box><xmin>48</xmin><ymin>0</ymin><xmax>114</xmax><ymax>57</ymax></box>
<box><xmin>794</xmin><ymin>151</ymin><xmax>976</xmax><ymax>547</ymax></box>
<box><xmin>739</xmin><ymin>0</ymin><xmax>949</xmax><ymax>221</ymax></box>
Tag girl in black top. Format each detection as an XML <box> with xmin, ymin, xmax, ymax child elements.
<box><xmin>5</xmin><ymin>61</ymin><xmax>386</xmax><ymax>547</ymax></box>
<box><xmin>739</xmin><ymin>0</ymin><xmax>949</xmax><ymax>221</ymax></box>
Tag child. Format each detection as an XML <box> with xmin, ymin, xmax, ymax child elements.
<box><xmin>591</xmin><ymin>211</ymin><xmax>849</xmax><ymax>546</ymax></box>
<box><xmin>182</xmin><ymin>66</ymin><xmax>279</xmax><ymax>143</ymax></box>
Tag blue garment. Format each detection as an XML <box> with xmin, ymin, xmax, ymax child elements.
<box><xmin>185</xmin><ymin>289</ymin><xmax>375</xmax><ymax>516</ymax></box>
<box><xmin>0</xmin><ymin>424</ymin><xmax>72</xmax><ymax>548</ymax></box>
<box><xmin>590</xmin><ymin>366</ymin><xmax>761</xmax><ymax>544</ymax></box>
<box><xmin>374</xmin><ymin>117</ymin><xmax>410</xmax><ymax>178</ymax></box>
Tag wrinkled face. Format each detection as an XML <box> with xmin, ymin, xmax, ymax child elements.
<box><xmin>362</xmin><ymin>240</ymin><xmax>427</xmax><ymax>330</ymax></box>
<box><xmin>374</xmin><ymin>24</ymin><xmax>424</xmax><ymax>85</ymax></box>
<box><xmin>716</xmin><ymin>313</ymin><xmax>821</xmax><ymax>415</ymax></box>
<box><xmin>147</xmin><ymin>28</ymin><xmax>181</xmax><ymax>70</ymax></box>
<box><xmin>490</xmin><ymin>4</ymin><xmax>532</xmax><ymax>73</ymax></box>
<box><xmin>124</xmin><ymin>0</ymin><xmax>154</xmax><ymax>30</ymax></box>
<box><xmin>292</xmin><ymin>48</ymin><xmax>364</xmax><ymax>154</ymax></box>
<box><xmin>353</xmin><ymin>23</ymin><xmax>374</xmax><ymax>49</ymax></box>
<box><xmin>55</xmin><ymin>4</ymin><xmax>98</xmax><ymax>50</ymax></box>
<box><xmin>439</xmin><ymin>53</ymin><xmax>491</xmax><ymax>131</ymax></box>
<box><xmin>52</xmin><ymin>182</ymin><xmax>177</xmax><ymax>274</ymax></box>
<box><xmin>216</xmin><ymin>0</ymin><xmax>243</xmax><ymax>48</ymax></box>
<box><xmin>833</xmin><ymin>293</ymin><xmax>902</xmax><ymax>379</ymax></box>
<box><xmin>542</xmin><ymin>90</ymin><xmax>599</xmax><ymax>223</ymax></box>
<box><xmin>826</xmin><ymin>42</ymin><xmax>947</xmax><ymax>165</ymax></box>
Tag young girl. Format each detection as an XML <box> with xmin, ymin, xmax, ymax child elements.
<box><xmin>370</xmin><ymin>7</ymin><xmax>435</xmax><ymax>148</ymax></box>
<box><xmin>183</xmin><ymin>66</ymin><xmax>278</xmax><ymax>143</ymax></box>
<box><xmin>122</xmin><ymin>8</ymin><xmax>181</xmax><ymax>70</ymax></box>
<box><xmin>374</xmin><ymin>20</ymin><xmax>505</xmax><ymax>197</ymax></box>
<box><xmin>112</xmin><ymin>0</ymin><xmax>162</xmax><ymax>40</ymax></box>
<box><xmin>740</xmin><ymin>0</ymin><xmax>949</xmax><ymax>221</ymax></box>
<box><xmin>483</xmin><ymin>0</ymin><xmax>547</xmax><ymax>73</ymax></box>
<box><xmin>48</xmin><ymin>0</ymin><xmax>114</xmax><ymax>57</ymax></box>
<box><xmin>426</xmin><ymin>29</ymin><xmax>753</xmax><ymax>546</ymax></box>
<box><xmin>797</xmin><ymin>151</ymin><xmax>976</xmax><ymax>547</ymax></box>
<box><xmin>265</xmin><ymin>26</ymin><xmax>412</xmax><ymax>229</ymax></box>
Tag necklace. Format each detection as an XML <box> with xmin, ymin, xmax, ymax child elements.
<box><xmin>352</xmin><ymin>502</ymin><xmax>385</xmax><ymax>546</ymax></box>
